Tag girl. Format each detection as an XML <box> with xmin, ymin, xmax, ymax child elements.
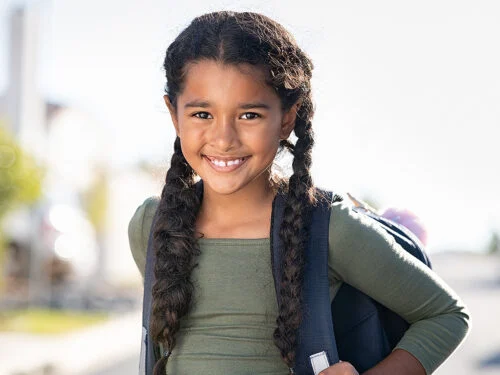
<box><xmin>129</xmin><ymin>11</ymin><xmax>469</xmax><ymax>375</ymax></box>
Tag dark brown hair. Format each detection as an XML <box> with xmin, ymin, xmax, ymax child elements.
<box><xmin>151</xmin><ymin>11</ymin><xmax>315</xmax><ymax>374</ymax></box>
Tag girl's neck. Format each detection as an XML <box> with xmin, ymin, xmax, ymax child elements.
<box><xmin>196</xmin><ymin>179</ymin><xmax>277</xmax><ymax>239</ymax></box>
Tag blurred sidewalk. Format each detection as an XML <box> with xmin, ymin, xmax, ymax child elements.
<box><xmin>0</xmin><ymin>308</ymin><xmax>141</xmax><ymax>375</ymax></box>
<box><xmin>1</xmin><ymin>252</ymin><xmax>499</xmax><ymax>375</ymax></box>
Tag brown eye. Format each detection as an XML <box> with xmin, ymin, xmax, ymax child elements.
<box><xmin>240</xmin><ymin>112</ymin><xmax>260</xmax><ymax>120</ymax></box>
<box><xmin>194</xmin><ymin>112</ymin><xmax>212</xmax><ymax>119</ymax></box>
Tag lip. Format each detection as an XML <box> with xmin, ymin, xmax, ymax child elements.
<box><xmin>203</xmin><ymin>155</ymin><xmax>249</xmax><ymax>172</ymax></box>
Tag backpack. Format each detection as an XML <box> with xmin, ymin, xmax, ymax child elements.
<box><xmin>271</xmin><ymin>189</ymin><xmax>432</xmax><ymax>374</ymax></box>
<box><xmin>140</xmin><ymin>185</ymin><xmax>432</xmax><ymax>375</ymax></box>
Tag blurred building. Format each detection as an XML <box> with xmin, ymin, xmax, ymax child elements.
<box><xmin>0</xmin><ymin>4</ymin><xmax>160</xmax><ymax>302</ymax></box>
<box><xmin>0</xmin><ymin>5</ymin><xmax>102</xmax><ymax>304</ymax></box>
<box><xmin>0</xmin><ymin>6</ymin><xmax>49</xmax><ymax>162</ymax></box>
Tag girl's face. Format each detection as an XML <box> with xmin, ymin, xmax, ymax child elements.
<box><xmin>165</xmin><ymin>60</ymin><xmax>298</xmax><ymax>197</ymax></box>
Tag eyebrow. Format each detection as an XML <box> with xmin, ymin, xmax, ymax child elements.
<box><xmin>184</xmin><ymin>100</ymin><xmax>271</xmax><ymax>110</ymax></box>
<box><xmin>184</xmin><ymin>100</ymin><xmax>210</xmax><ymax>109</ymax></box>
<box><xmin>239</xmin><ymin>102</ymin><xmax>271</xmax><ymax>110</ymax></box>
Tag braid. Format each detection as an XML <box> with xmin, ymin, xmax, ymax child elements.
<box><xmin>158</xmin><ymin>11</ymin><xmax>318</xmax><ymax>373</ymax></box>
<box><xmin>150</xmin><ymin>137</ymin><xmax>201</xmax><ymax>374</ymax></box>
<box><xmin>273</xmin><ymin>100</ymin><xmax>316</xmax><ymax>370</ymax></box>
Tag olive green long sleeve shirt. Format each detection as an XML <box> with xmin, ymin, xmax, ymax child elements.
<box><xmin>128</xmin><ymin>196</ymin><xmax>470</xmax><ymax>374</ymax></box>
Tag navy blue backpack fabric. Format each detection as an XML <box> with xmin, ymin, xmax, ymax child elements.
<box><xmin>271</xmin><ymin>190</ymin><xmax>340</xmax><ymax>374</ymax></box>
<box><xmin>140</xmin><ymin>209</ymin><xmax>160</xmax><ymax>375</ymax></box>
<box><xmin>271</xmin><ymin>191</ymin><xmax>432</xmax><ymax>374</ymax></box>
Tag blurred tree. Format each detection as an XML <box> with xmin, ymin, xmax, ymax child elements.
<box><xmin>487</xmin><ymin>231</ymin><xmax>500</xmax><ymax>255</ymax></box>
<box><xmin>0</xmin><ymin>124</ymin><xmax>44</xmax><ymax>289</ymax></box>
<box><xmin>81</xmin><ymin>168</ymin><xmax>109</xmax><ymax>234</ymax></box>
<box><xmin>0</xmin><ymin>125</ymin><xmax>43</xmax><ymax>218</ymax></box>
<box><xmin>81</xmin><ymin>168</ymin><xmax>109</xmax><ymax>281</ymax></box>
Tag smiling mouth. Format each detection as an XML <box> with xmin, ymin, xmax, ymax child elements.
<box><xmin>203</xmin><ymin>155</ymin><xmax>249</xmax><ymax>170</ymax></box>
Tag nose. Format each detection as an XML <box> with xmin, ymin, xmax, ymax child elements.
<box><xmin>209</xmin><ymin>116</ymin><xmax>239</xmax><ymax>151</ymax></box>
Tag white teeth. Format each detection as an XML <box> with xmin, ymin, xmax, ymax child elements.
<box><xmin>210</xmin><ymin>158</ymin><xmax>243</xmax><ymax>167</ymax></box>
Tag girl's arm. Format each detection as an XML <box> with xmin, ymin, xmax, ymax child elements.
<box><xmin>319</xmin><ymin>349</ymin><xmax>425</xmax><ymax>375</ymax></box>
<box><xmin>328</xmin><ymin>201</ymin><xmax>470</xmax><ymax>374</ymax></box>
<box><xmin>361</xmin><ymin>349</ymin><xmax>425</xmax><ymax>375</ymax></box>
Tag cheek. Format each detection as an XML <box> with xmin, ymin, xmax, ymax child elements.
<box><xmin>178</xmin><ymin>130</ymin><xmax>202</xmax><ymax>159</ymax></box>
<box><xmin>178</xmin><ymin>123</ymin><xmax>204</xmax><ymax>143</ymax></box>
<box><xmin>253</xmin><ymin>133</ymin><xmax>280</xmax><ymax>157</ymax></box>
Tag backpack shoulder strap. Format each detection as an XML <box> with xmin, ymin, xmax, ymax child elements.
<box><xmin>140</xmin><ymin>207</ymin><xmax>160</xmax><ymax>375</ymax></box>
<box><xmin>271</xmin><ymin>189</ymin><xmax>341</xmax><ymax>374</ymax></box>
<box><xmin>140</xmin><ymin>181</ymin><xmax>204</xmax><ymax>375</ymax></box>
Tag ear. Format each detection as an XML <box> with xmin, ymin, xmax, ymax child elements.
<box><xmin>164</xmin><ymin>95</ymin><xmax>180</xmax><ymax>136</ymax></box>
<box><xmin>280</xmin><ymin>100</ymin><xmax>302</xmax><ymax>140</ymax></box>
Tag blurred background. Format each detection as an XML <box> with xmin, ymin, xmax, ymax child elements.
<box><xmin>0</xmin><ymin>0</ymin><xmax>498</xmax><ymax>374</ymax></box>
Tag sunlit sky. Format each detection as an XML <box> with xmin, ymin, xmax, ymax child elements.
<box><xmin>0</xmin><ymin>0</ymin><xmax>499</xmax><ymax>253</ymax></box>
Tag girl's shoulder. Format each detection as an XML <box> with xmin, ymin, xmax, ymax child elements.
<box><xmin>129</xmin><ymin>196</ymin><xmax>160</xmax><ymax>237</ymax></box>
<box><xmin>128</xmin><ymin>196</ymin><xmax>160</xmax><ymax>277</ymax></box>
<box><xmin>327</xmin><ymin>193</ymin><xmax>391</xmax><ymax>245</ymax></box>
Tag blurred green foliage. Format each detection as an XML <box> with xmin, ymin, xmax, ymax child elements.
<box><xmin>0</xmin><ymin>124</ymin><xmax>44</xmax><ymax>286</ymax></box>
<box><xmin>0</xmin><ymin>308</ymin><xmax>108</xmax><ymax>334</ymax></box>
<box><xmin>81</xmin><ymin>169</ymin><xmax>108</xmax><ymax>234</ymax></box>
<box><xmin>0</xmin><ymin>124</ymin><xmax>44</xmax><ymax>219</ymax></box>
<box><xmin>487</xmin><ymin>232</ymin><xmax>499</xmax><ymax>255</ymax></box>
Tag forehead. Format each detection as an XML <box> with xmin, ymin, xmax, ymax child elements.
<box><xmin>178</xmin><ymin>60</ymin><xmax>279</xmax><ymax>105</ymax></box>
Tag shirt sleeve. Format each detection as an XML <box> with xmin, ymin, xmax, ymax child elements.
<box><xmin>328</xmin><ymin>200</ymin><xmax>470</xmax><ymax>374</ymax></box>
<box><xmin>127</xmin><ymin>196</ymin><xmax>160</xmax><ymax>279</ymax></box>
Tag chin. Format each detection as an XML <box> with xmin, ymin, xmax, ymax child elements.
<box><xmin>203</xmin><ymin>181</ymin><xmax>244</xmax><ymax>196</ymax></box>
